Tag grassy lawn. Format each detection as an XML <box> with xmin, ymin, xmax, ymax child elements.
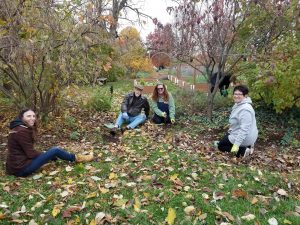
<box><xmin>0</xmin><ymin>80</ymin><xmax>299</xmax><ymax>225</ymax></box>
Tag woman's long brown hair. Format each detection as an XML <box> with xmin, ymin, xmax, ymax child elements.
<box><xmin>152</xmin><ymin>83</ymin><xmax>169</xmax><ymax>102</ymax></box>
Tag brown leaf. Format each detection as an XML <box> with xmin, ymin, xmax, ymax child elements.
<box><xmin>62</xmin><ymin>206</ymin><xmax>81</xmax><ymax>218</ymax></box>
<box><xmin>213</xmin><ymin>191</ymin><xmax>225</xmax><ymax>201</ymax></box>
<box><xmin>232</xmin><ymin>189</ymin><xmax>247</xmax><ymax>198</ymax></box>
<box><xmin>251</xmin><ymin>197</ymin><xmax>258</xmax><ymax>205</ymax></box>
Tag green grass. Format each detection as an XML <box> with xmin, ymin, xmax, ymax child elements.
<box><xmin>1</xmin><ymin>141</ymin><xmax>298</xmax><ymax>224</ymax></box>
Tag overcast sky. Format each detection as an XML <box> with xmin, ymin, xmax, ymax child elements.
<box><xmin>118</xmin><ymin>0</ymin><xmax>177</xmax><ymax>41</ymax></box>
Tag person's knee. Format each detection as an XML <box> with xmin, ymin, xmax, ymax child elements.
<box><xmin>48</xmin><ymin>146</ymin><xmax>61</xmax><ymax>151</ymax></box>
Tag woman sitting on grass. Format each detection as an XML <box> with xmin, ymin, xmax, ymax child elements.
<box><xmin>6</xmin><ymin>108</ymin><xmax>94</xmax><ymax>177</ymax></box>
<box><xmin>217</xmin><ymin>85</ymin><xmax>258</xmax><ymax>158</ymax></box>
<box><xmin>150</xmin><ymin>82</ymin><xmax>176</xmax><ymax>124</ymax></box>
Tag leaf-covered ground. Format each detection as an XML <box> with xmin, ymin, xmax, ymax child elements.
<box><xmin>0</xmin><ymin>81</ymin><xmax>299</xmax><ymax>225</ymax></box>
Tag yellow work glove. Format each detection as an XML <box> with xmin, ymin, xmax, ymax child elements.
<box><xmin>171</xmin><ymin>118</ymin><xmax>175</xmax><ymax>123</ymax></box>
<box><xmin>231</xmin><ymin>144</ymin><xmax>239</xmax><ymax>153</ymax></box>
<box><xmin>161</xmin><ymin>112</ymin><xmax>167</xmax><ymax>118</ymax></box>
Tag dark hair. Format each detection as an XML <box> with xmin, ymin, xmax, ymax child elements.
<box><xmin>152</xmin><ymin>83</ymin><xmax>169</xmax><ymax>102</ymax></box>
<box><xmin>18</xmin><ymin>108</ymin><xmax>38</xmax><ymax>140</ymax></box>
<box><xmin>18</xmin><ymin>108</ymin><xmax>35</xmax><ymax>120</ymax></box>
<box><xmin>233</xmin><ymin>85</ymin><xmax>249</xmax><ymax>96</ymax></box>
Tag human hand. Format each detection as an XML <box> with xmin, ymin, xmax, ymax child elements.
<box><xmin>161</xmin><ymin>112</ymin><xmax>167</xmax><ymax>118</ymax></box>
<box><xmin>122</xmin><ymin>112</ymin><xmax>129</xmax><ymax>120</ymax></box>
<box><xmin>171</xmin><ymin>118</ymin><xmax>175</xmax><ymax>124</ymax></box>
<box><xmin>231</xmin><ymin>144</ymin><xmax>239</xmax><ymax>153</ymax></box>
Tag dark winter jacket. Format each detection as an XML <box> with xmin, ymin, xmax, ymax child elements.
<box><xmin>121</xmin><ymin>92</ymin><xmax>150</xmax><ymax>117</ymax></box>
<box><xmin>6</xmin><ymin>119</ymin><xmax>41</xmax><ymax>175</ymax></box>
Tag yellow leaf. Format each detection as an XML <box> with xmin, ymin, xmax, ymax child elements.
<box><xmin>89</xmin><ymin>219</ymin><xmax>96</xmax><ymax>225</ymax></box>
<box><xmin>113</xmin><ymin>199</ymin><xmax>128</xmax><ymax>208</ymax></box>
<box><xmin>143</xmin><ymin>192</ymin><xmax>150</xmax><ymax>198</ymax></box>
<box><xmin>169</xmin><ymin>174</ymin><xmax>179</xmax><ymax>181</ymax></box>
<box><xmin>283</xmin><ymin>219</ymin><xmax>292</xmax><ymax>224</ymax></box>
<box><xmin>86</xmin><ymin>191</ymin><xmax>98</xmax><ymax>199</ymax></box>
<box><xmin>165</xmin><ymin>208</ymin><xmax>176</xmax><ymax>225</ymax></box>
<box><xmin>99</xmin><ymin>187</ymin><xmax>109</xmax><ymax>194</ymax></box>
<box><xmin>52</xmin><ymin>205</ymin><xmax>61</xmax><ymax>217</ymax></box>
<box><xmin>134</xmin><ymin>197</ymin><xmax>141</xmax><ymax>212</ymax></box>
<box><xmin>109</xmin><ymin>172</ymin><xmax>117</xmax><ymax>180</ymax></box>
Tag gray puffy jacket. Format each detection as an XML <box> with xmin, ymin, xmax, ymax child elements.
<box><xmin>228</xmin><ymin>97</ymin><xmax>258</xmax><ymax>147</ymax></box>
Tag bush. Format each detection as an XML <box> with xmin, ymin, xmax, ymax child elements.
<box><xmin>173</xmin><ymin>89</ymin><xmax>207</xmax><ymax>116</ymax></box>
<box><xmin>105</xmin><ymin>65</ymin><xmax>126</xmax><ymax>82</ymax></box>
<box><xmin>173</xmin><ymin>87</ymin><xmax>232</xmax><ymax>117</ymax></box>
<box><xmin>86</xmin><ymin>89</ymin><xmax>112</xmax><ymax>112</ymax></box>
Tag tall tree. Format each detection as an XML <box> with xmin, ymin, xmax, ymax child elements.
<box><xmin>117</xmin><ymin>26</ymin><xmax>152</xmax><ymax>76</ymax></box>
<box><xmin>169</xmin><ymin>0</ymin><xmax>293</xmax><ymax>120</ymax></box>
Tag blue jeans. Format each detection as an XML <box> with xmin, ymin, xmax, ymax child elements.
<box><xmin>115</xmin><ymin>112</ymin><xmax>146</xmax><ymax>129</ymax></box>
<box><xmin>16</xmin><ymin>147</ymin><xmax>75</xmax><ymax>177</ymax></box>
<box><xmin>152</xmin><ymin>102</ymin><xmax>171</xmax><ymax>124</ymax></box>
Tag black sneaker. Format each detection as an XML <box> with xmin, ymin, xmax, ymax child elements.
<box><xmin>121</xmin><ymin>126</ymin><xmax>130</xmax><ymax>134</ymax></box>
<box><xmin>110</xmin><ymin>127</ymin><xmax>118</xmax><ymax>136</ymax></box>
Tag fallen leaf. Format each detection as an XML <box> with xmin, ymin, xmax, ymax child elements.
<box><xmin>251</xmin><ymin>197</ymin><xmax>258</xmax><ymax>205</ymax></box>
<box><xmin>62</xmin><ymin>206</ymin><xmax>81</xmax><ymax>218</ymax></box>
<box><xmin>202</xmin><ymin>193</ymin><xmax>209</xmax><ymax>200</ymax></box>
<box><xmin>52</xmin><ymin>205</ymin><xmax>62</xmax><ymax>217</ymax></box>
<box><xmin>169</xmin><ymin>174</ymin><xmax>179</xmax><ymax>181</ymax></box>
<box><xmin>277</xmin><ymin>189</ymin><xmax>288</xmax><ymax>196</ymax></box>
<box><xmin>165</xmin><ymin>208</ymin><xmax>176</xmax><ymax>225</ymax></box>
<box><xmin>213</xmin><ymin>191</ymin><xmax>225</xmax><ymax>201</ymax></box>
<box><xmin>60</xmin><ymin>191</ymin><xmax>69</xmax><ymax>198</ymax></box>
<box><xmin>95</xmin><ymin>212</ymin><xmax>105</xmax><ymax>223</ymax></box>
<box><xmin>99</xmin><ymin>187</ymin><xmax>109</xmax><ymax>194</ymax></box>
<box><xmin>241</xmin><ymin>213</ymin><xmax>255</xmax><ymax>221</ymax></box>
<box><xmin>32</xmin><ymin>174</ymin><xmax>43</xmax><ymax>180</ymax></box>
<box><xmin>65</xmin><ymin>166</ymin><xmax>73</xmax><ymax>172</ymax></box>
<box><xmin>283</xmin><ymin>219</ymin><xmax>292</xmax><ymax>224</ymax></box>
<box><xmin>49</xmin><ymin>170</ymin><xmax>59</xmax><ymax>176</ymax></box>
<box><xmin>198</xmin><ymin>213</ymin><xmax>207</xmax><ymax>220</ymax></box>
<box><xmin>232</xmin><ymin>189</ymin><xmax>247</xmax><ymax>198</ymax></box>
<box><xmin>86</xmin><ymin>191</ymin><xmax>98</xmax><ymax>199</ymax></box>
<box><xmin>134</xmin><ymin>197</ymin><xmax>141</xmax><ymax>212</ymax></box>
<box><xmin>268</xmin><ymin>217</ymin><xmax>278</xmax><ymax>225</ymax></box>
<box><xmin>126</xmin><ymin>182</ymin><xmax>136</xmax><ymax>187</ymax></box>
<box><xmin>113</xmin><ymin>199</ymin><xmax>128</xmax><ymax>208</ymax></box>
<box><xmin>109</xmin><ymin>173</ymin><xmax>118</xmax><ymax>180</ymax></box>
<box><xmin>184</xmin><ymin>206</ymin><xmax>195</xmax><ymax>215</ymax></box>
<box><xmin>91</xmin><ymin>176</ymin><xmax>101</xmax><ymax>181</ymax></box>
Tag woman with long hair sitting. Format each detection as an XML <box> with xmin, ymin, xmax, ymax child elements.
<box><xmin>6</xmin><ymin>108</ymin><xmax>94</xmax><ymax>177</ymax></box>
<box><xmin>150</xmin><ymin>82</ymin><xmax>176</xmax><ymax>124</ymax></box>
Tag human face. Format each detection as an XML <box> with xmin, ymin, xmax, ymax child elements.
<box><xmin>134</xmin><ymin>87</ymin><xmax>142</xmax><ymax>97</ymax></box>
<box><xmin>157</xmin><ymin>85</ymin><xmax>164</xmax><ymax>95</ymax></box>
<box><xmin>233</xmin><ymin>90</ymin><xmax>246</xmax><ymax>103</ymax></box>
<box><xmin>22</xmin><ymin>110</ymin><xmax>36</xmax><ymax>127</ymax></box>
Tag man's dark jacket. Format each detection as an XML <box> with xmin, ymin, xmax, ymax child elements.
<box><xmin>121</xmin><ymin>92</ymin><xmax>150</xmax><ymax>117</ymax></box>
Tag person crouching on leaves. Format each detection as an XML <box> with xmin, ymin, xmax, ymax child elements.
<box><xmin>6</xmin><ymin>108</ymin><xmax>94</xmax><ymax>177</ymax></box>
<box><xmin>217</xmin><ymin>85</ymin><xmax>258</xmax><ymax>158</ymax></box>
<box><xmin>150</xmin><ymin>82</ymin><xmax>176</xmax><ymax>124</ymax></box>
<box><xmin>110</xmin><ymin>83</ymin><xmax>150</xmax><ymax>135</ymax></box>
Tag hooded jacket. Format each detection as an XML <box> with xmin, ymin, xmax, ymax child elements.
<box><xmin>6</xmin><ymin>118</ymin><xmax>41</xmax><ymax>175</ymax></box>
<box><xmin>228</xmin><ymin>97</ymin><xmax>258</xmax><ymax>147</ymax></box>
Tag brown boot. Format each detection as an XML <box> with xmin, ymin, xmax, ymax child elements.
<box><xmin>75</xmin><ymin>153</ymin><xmax>94</xmax><ymax>162</ymax></box>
